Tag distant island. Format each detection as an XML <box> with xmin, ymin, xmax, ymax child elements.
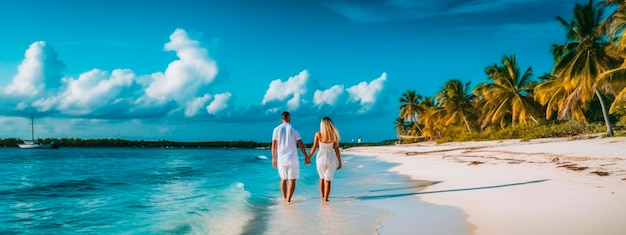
<box><xmin>0</xmin><ymin>137</ymin><xmax>393</xmax><ymax>148</ymax></box>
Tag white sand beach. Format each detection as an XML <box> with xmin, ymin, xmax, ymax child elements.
<box><xmin>344</xmin><ymin>134</ymin><xmax>626</xmax><ymax>235</ymax></box>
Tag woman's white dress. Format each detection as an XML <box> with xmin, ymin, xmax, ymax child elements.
<box><xmin>316</xmin><ymin>142</ymin><xmax>338</xmax><ymax>180</ymax></box>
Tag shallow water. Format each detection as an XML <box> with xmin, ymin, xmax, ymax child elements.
<box><xmin>0</xmin><ymin>147</ymin><xmax>468</xmax><ymax>234</ymax></box>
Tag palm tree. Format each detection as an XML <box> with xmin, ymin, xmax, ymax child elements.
<box><xmin>599</xmin><ymin>0</ymin><xmax>626</xmax><ymax>43</ymax></box>
<box><xmin>399</xmin><ymin>90</ymin><xmax>423</xmax><ymax>136</ymax></box>
<box><xmin>597</xmin><ymin>68</ymin><xmax>626</xmax><ymax>113</ymax></box>
<box><xmin>551</xmin><ymin>0</ymin><xmax>618</xmax><ymax>136</ymax></box>
<box><xmin>417</xmin><ymin>97</ymin><xmax>444</xmax><ymax>139</ymax></box>
<box><xmin>597</xmin><ymin>0</ymin><xmax>626</xmax><ymax>113</ymax></box>
<box><xmin>535</xmin><ymin>74</ymin><xmax>588</xmax><ymax>121</ymax></box>
<box><xmin>475</xmin><ymin>54</ymin><xmax>541</xmax><ymax>129</ymax></box>
<box><xmin>393</xmin><ymin>116</ymin><xmax>407</xmax><ymax>135</ymax></box>
<box><xmin>435</xmin><ymin>79</ymin><xmax>477</xmax><ymax>133</ymax></box>
<box><xmin>407</xmin><ymin>122</ymin><xmax>423</xmax><ymax>137</ymax></box>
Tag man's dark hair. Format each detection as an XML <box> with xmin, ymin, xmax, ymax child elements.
<box><xmin>281</xmin><ymin>111</ymin><xmax>290</xmax><ymax>121</ymax></box>
<box><xmin>281</xmin><ymin>111</ymin><xmax>291</xmax><ymax>121</ymax></box>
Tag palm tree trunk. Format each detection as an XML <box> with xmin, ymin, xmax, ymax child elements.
<box><xmin>412</xmin><ymin>115</ymin><xmax>424</xmax><ymax>136</ymax></box>
<box><xmin>595</xmin><ymin>89</ymin><xmax>614</xmax><ymax>137</ymax></box>
<box><xmin>414</xmin><ymin>123</ymin><xmax>424</xmax><ymax>136</ymax></box>
<box><xmin>462</xmin><ymin>115</ymin><xmax>473</xmax><ymax>133</ymax></box>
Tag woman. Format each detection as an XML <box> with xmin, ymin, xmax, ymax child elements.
<box><xmin>308</xmin><ymin>117</ymin><xmax>342</xmax><ymax>201</ymax></box>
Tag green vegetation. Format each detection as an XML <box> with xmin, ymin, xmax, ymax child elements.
<box><xmin>395</xmin><ymin>0</ymin><xmax>626</xmax><ymax>143</ymax></box>
<box><xmin>436</xmin><ymin>121</ymin><xmax>605</xmax><ymax>143</ymax></box>
<box><xmin>0</xmin><ymin>138</ymin><xmax>269</xmax><ymax>148</ymax></box>
<box><xmin>0</xmin><ymin>137</ymin><xmax>393</xmax><ymax>148</ymax></box>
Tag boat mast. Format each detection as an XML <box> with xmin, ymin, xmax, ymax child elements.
<box><xmin>30</xmin><ymin>115</ymin><xmax>34</xmax><ymax>142</ymax></box>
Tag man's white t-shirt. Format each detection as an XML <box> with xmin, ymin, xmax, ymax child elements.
<box><xmin>272</xmin><ymin>122</ymin><xmax>302</xmax><ymax>166</ymax></box>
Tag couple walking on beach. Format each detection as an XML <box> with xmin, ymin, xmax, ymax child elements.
<box><xmin>271</xmin><ymin>111</ymin><xmax>342</xmax><ymax>203</ymax></box>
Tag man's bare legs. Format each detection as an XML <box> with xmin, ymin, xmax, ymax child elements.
<box><xmin>287</xmin><ymin>179</ymin><xmax>296</xmax><ymax>202</ymax></box>
<box><xmin>280</xmin><ymin>179</ymin><xmax>297</xmax><ymax>202</ymax></box>
<box><xmin>280</xmin><ymin>179</ymin><xmax>287</xmax><ymax>201</ymax></box>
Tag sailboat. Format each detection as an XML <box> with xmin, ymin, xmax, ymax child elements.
<box><xmin>18</xmin><ymin>115</ymin><xmax>56</xmax><ymax>149</ymax></box>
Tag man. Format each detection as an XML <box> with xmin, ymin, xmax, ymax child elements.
<box><xmin>272</xmin><ymin>111</ymin><xmax>309</xmax><ymax>202</ymax></box>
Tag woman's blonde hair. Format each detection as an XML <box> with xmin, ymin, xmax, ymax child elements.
<box><xmin>319</xmin><ymin>117</ymin><xmax>340</xmax><ymax>143</ymax></box>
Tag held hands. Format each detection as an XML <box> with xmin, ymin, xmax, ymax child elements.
<box><xmin>272</xmin><ymin>159</ymin><xmax>277</xmax><ymax>168</ymax></box>
<box><xmin>304</xmin><ymin>154</ymin><xmax>312</xmax><ymax>165</ymax></box>
<box><xmin>337</xmin><ymin>162</ymin><xmax>342</xmax><ymax>170</ymax></box>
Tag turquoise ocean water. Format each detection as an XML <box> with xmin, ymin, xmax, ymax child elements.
<box><xmin>0</xmin><ymin>147</ymin><xmax>455</xmax><ymax>234</ymax></box>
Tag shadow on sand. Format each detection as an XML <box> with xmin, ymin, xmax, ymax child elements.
<box><xmin>357</xmin><ymin>179</ymin><xmax>550</xmax><ymax>200</ymax></box>
<box><xmin>367</xmin><ymin>180</ymin><xmax>444</xmax><ymax>193</ymax></box>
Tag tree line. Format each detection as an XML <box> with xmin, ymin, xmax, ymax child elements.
<box><xmin>396</xmin><ymin>0</ymin><xmax>626</xmax><ymax>142</ymax></box>
<box><xmin>0</xmin><ymin>138</ymin><xmax>391</xmax><ymax>148</ymax></box>
<box><xmin>0</xmin><ymin>137</ymin><xmax>268</xmax><ymax>148</ymax></box>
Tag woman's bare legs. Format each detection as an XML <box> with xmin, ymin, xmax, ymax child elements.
<box><xmin>319</xmin><ymin>179</ymin><xmax>324</xmax><ymax>200</ymax></box>
<box><xmin>320</xmin><ymin>179</ymin><xmax>332</xmax><ymax>201</ymax></box>
<box><xmin>323</xmin><ymin>180</ymin><xmax>331</xmax><ymax>201</ymax></box>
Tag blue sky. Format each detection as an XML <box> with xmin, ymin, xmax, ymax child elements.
<box><xmin>0</xmin><ymin>0</ymin><xmax>581</xmax><ymax>142</ymax></box>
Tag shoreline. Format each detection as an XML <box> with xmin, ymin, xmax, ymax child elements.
<box><xmin>344</xmin><ymin>135</ymin><xmax>626</xmax><ymax>235</ymax></box>
<box><xmin>260</xmin><ymin>152</ymin><xmax>472</xmax><ymax>234</ymax></box>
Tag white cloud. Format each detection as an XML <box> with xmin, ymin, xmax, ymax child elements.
<box><xmin>145</xmin><ymin>28</ymin><xmax>218</xmax><ymax>104</ymax></box>
<box><xmin>183</xmin><ymin>92</ymin><xmax>232</xmax><ymax>117</ymax></box>
<box><xmin>347</xmin><ymin>72</ymin><xmax>387</xmax><ymax>112</ymax></box>
<box><xmin>0</xmin><ymin>27</ymin><xmax>392</xmax><ymax>127</ymax></box>
<box><xmin>313</xmin><ymin>85</ymin><xmax>344</xmax><ymax>106</ymax></box>
<box><xmin>262</xmin><ymin>70</ymin><xmax>309</xmax><ymax>111</ymax></box>
<box><xmin>185</xmin><ymin>94</ymin><xmax>212</xmax><ymax>117</ymax></box>
<box><xmin>3</xmin><ymin>41</ymin><xmax>64</xmax><ymax>97</ymax></box>
<box><xmin>207</xmin><ymin>92</ymin><xmax>232</xmax><ymax>115</ymax></box>
<box><xmin>0</xmin><ymin>28</ymin><xmax>226</xmax><ymax>119</ymax></box>
<box><xmin>325</xmin><ymin>0</ymin><xmax>567</xmax><ymax>24</ymax></box>
<box><xmin>48</xmin><ymin>69</ymin><xmax>136</xmax><ymax>115</ymax></box>
<box><xmin>31</xmin><ymin>97</ymin><xmax>57</xmax><ymax>112</ymax></box>
<box><xmin>259</xmin><ymin>71</ymin><xmax>388</xmax><ymax>115</ymax></box>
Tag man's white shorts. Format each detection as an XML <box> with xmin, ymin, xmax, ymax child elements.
<box><xmin>278</xmin><ymin>164</ymin><xmax>299</xmax><ymax>180</ymax></box>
